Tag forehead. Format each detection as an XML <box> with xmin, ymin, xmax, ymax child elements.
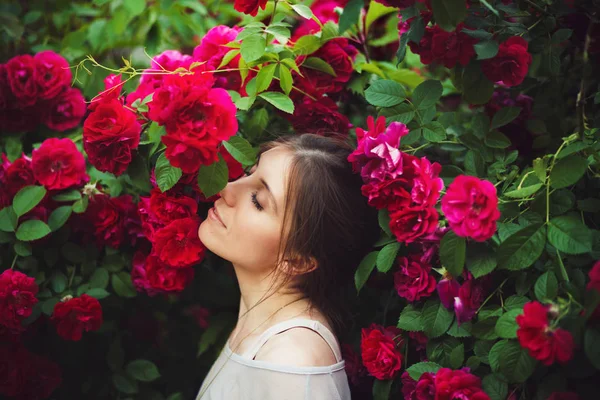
<box><xmin>258</xmin><ymin>146</ymin><xmax>294</xmax><ymax>201</ymax></box>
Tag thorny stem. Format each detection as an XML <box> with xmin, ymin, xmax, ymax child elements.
<box><xmin>576</xmin><ymin>20</ymin><xmax>594</xmax><ymax>138</ymax></box>
<box><xmin>11</xmin><ymin>254</ymin><xmax>18</xmax><ymax>270</ymax></box>
<box><xmin>523</xmin><ymin>0</ymin><xmax>550</xmax><ymax>16</ymax></box>
<box><xmin>477</xmin><ymin>277</ymin><xmax>509</xmax><ymax>313</ymax></box>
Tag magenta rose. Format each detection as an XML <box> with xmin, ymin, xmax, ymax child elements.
<box><xmin>394</xmin><ymin>256</ymin><xmax>436</xmax><ymax>302</ymax></box>
<box><xmin>360</xmin><ymin>323</ymin><xmax>403</xmax><ymax>380</ymax></box>
<box><xmin>43</xmin><ymin>87</ymin><xmax>87</xmax><ymax>132</ymax></box>
<box><xmin>33</xmin><ymin>50</ymin><xmax>72</xmax><ymax>100</ymax></box>
<box><xmin>234</xmin><ymin>0</ymin><xmax>268</xmax><ymax>17</ymax></box>
<box><xmin>482</xmin><ymin>36</ymin><xmax>532</xmax><ymax>87</ymax></box>
<box><xmin>0</xmin><ymin>270</ymin><xmax>39</xmax><ymax>332</ymax></box>
<box><xmin>31</xmin><ymin>137</ymin><xmax>88</xmax><ymax>190</ymax></box>
<box><xmin>5</xmin><ymin>55</ymin><xmax>39</xmax><ymax>107</ymax></box>
<box><xmin>389</xmin><ymin>205</ymin><xmax>439</xmax><ymax>244</ymax></box>
<box><xmin>441</xmin><ymin>175</ymin><xmax>500</xmax><ymax>241</ymax></box>
<box><xmin>83</xmin><ymin>99</ymin><xmax>141</xmax><ymax>175</ymax></box>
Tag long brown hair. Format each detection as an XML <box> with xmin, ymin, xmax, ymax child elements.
<box><xmin>255</xmin><ymin>133</ymin><xmax>379</xmax><ymax>338</ymax></box>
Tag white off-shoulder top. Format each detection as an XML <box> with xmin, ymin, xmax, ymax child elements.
<box><xmin>196</xmin><ymin>318</ymin><xmax>351</xmax><ymax>400</ymax></box>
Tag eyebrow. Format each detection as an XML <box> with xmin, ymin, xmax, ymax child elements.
<box><xmin>255</xmin><ymin>156</ymin><xmax>278</xmax><ymax>214</ymax></box>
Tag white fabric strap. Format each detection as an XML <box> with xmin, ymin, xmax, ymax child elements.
<box><xmin>241</xmin><ymin>318</ymin><xmax>342</xmax><ymax>363</ymax></box>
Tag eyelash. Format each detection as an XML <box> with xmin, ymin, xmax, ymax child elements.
<box><xmin>251</xmin><ymin>192</ymin><xmax>263</xmax><ymax>211</ymax></box>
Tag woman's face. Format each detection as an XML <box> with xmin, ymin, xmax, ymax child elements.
<box><xmin>198</xmin><ymin>146</ymin><xmax>293</xmax><ymax>273</ymax></box>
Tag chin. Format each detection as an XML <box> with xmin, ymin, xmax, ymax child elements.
<box><xmin>198</xmin><ymin>219</ymin><xmax>228</xmax><ymax>260</ymax></box>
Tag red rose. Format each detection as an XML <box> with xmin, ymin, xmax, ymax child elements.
<box><xmin>362</xmin><ymin>178</ymin><xmax>413</xmax><ymax>210</ymax></box>
<box><xmin>131</xmin><ymin>250</ymin><xmax>162</xmax><ymax>297</ymax></box>
<box><xmin>33</xmin><ymin>50</ymin><xmax>72</xmax><ymax>100</ymax></box>
<box><xmin>13</xmin><ymin>349</ymin><xmax>63</xmax><ymax>400</ymax></box>
<box><xmin>183</xmin><ymin>305</ymin><xmax>211</xmax><ymax>329</ymax></box>
<box><xmin>145</xmin><ymin>254</ymin><xmax>195</xmax><ymax>293</ymax></box>
<box><xmin>43</xmin><ymin>87</ymin><xmax>87</xmax><ymax>132</ymax></box>
<box><xmin>287</xmin><ymin>97</ymin><xmax>350</xmax><ymax>137</ymax></box>
<box><xmin>434</xmin><ymin>367</ymin><xmax>490</xmax><ymax>400</ymax></box>
<box><xmin>31</xmin><ymin>138</ymin><xmax>88</xmax><ymax>190</ymax></box>
<box><xmin>394</xmin><ymin>256</ymin><xmax>436</xmax><ymax>302</ymax></box>
<box><xmin>389</xmin><ymin>205</ymin><xmax>439</xmax><ymax>244</ymax></box>
<box><xmin>5</xmin><ymin>55</ymin><xmax>39</xmax><ymax>107</ymax></box>
<box><xmin>296</xmin><ymin>38</ymin><xmax>358</xmax><ymax>97</ymax></box>
<box><xmin>0</xmin><ymin>154</ymin><xmax>35</xmax><ymax>206</ymax></box>
<box><xmin>429</xmin><ymin>24</ymin><xmax>477</xmax><ymax>68</ymax></box>
<box><xmin>86</xmin><ymin>194</ymin><xmax>142</xmax><ymax>248</ymax></box>
<box><xmin>83</xmin><ymin>99</ymin><xmax>141</xmax><ymax>175</ymax></box>
<box><xmin>0</xmin><ymin>104</ymin><xmax>40</xmax><ymax>133</ymax></box>
<box><xmin>51</xmin><ymin>294</ymin><xmax>103</xmax><ymax>341</ymax></box>
<box><xmin>138</xmin><ymin>196</ymin><xmax>162</xmax><ymax>241</ymax></box>
<box><xmin>482</xmin><ymin>36</ymin><xmax>532</xmax><ymax>87</ymax></box>
<box><xmin>441</xmin><ymin>175</ymin><xmax>500</xmax><ymax>242</ymax></box>
<box><xmin>516</xmin><ymin>301</ymin><xmax>574</xmax><ymax>365</ymax></box>
<box><xmin>149</xmin><ymin>188</ymin><xmax>198</xmax><ymax>226</ymax></box>
<box><xmin>152</xmin><ymin>217</ymin><xmax>206</xmax><ymax>268</ymax></box>
<box><xmin>234</xmin><ymin>0</ymin><xmax>267</xmax><ymax>16</ymax></box>
<box><xmin>587</xmin><ymin>260</ymin><xmax>600</xmax><ymax>292</ymax></box>
<box><xmin>360</xmin><ymin>323</ymin><xmax>403</xmax><ymax>380</ymax></box>
<box><xmin>454</xmin><ymin>278</ymin><xmax>487</xmax><ymax>324</ymax></box>
<box><xmin>0</xmin><ymin>270</ymin><xmax>39</xmax><ymax>332</ymax></box>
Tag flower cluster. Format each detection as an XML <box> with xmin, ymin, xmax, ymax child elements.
<box><xmin>402</xmin><ymin>367</ymin><xmax>491</xmax><ymax>400</ymax></box>
<box><xmin>1</xmin><ymin>51</ymin><xmax>86</xmax><ymax>134</ymax></box>
<box><xmin>348</xmin><ymin>116</ymin><xmax>444</xmax><ymax>244</ymax></box>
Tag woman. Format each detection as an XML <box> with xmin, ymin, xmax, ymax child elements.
<box><xmin>196</xmin><ymin>134</ymin><xmax>379</xmax><ymax>399</ymax></box>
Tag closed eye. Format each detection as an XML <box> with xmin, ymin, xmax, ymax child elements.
<box><xmin>251</xmin><ymin>192</ymin><xmax>263</xmax><ymax>211</ymax></box>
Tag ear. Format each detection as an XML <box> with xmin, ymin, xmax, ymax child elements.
<box><xmin>282</xmin><ymin>256</ymin><xmax>318</xmax><ymax>276</ymax></box>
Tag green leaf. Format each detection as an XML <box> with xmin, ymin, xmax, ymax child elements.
<box><xmin>241</xmin><ymin>34</ymin><xmax>266</xmax><ymax>63</ymax></box>
<box><xmin>397</xmin><ymin>304</ymin><xmax>423</xmax><ymax>331</ymax></box>
<box><xmin>440</xmin><ymin>230</ymin><xmax>466</xmax><ymax>277</ymax></box>
<box><xmin>14</xmin><ymin>241</ymin><xmax>32</xmax><ymax>257</ymax></box>
<box><xmin>485</xmin><ymin>130</ymin><xmax>511</xmax><ymax>148</ymax></box>
<box><xmin>112</xmin><ymin>272</ymin><xmax>137</xmax><ymax>298</ymax></box>
<box><xmin>112</xmin><ymin>373</ymin><xmax>138</xmax><ymax>394</ymax></box>
<box><xmin>449</xmin><ymin>343</ymin><xmax>465</xmax><ymax>369</ymax></box>
<box><xmin>278</xmin><ymin>64</ymin><xmax>293</xmax><ymax>95</ymax></box>
<box><xmin>339</xmin><ymin>0</ymin><xmax>363</xmax><ymax>33</ymax></box>
<box><xmin>301</xmin><ymin>57</ymin><xmax>336</xmax><ymax>76</ymax></box>
<box><xmin>504</xmin><ymin>183</ymin><xmax>544</xmax><ymax>199</ymax></box>
<box><xmin>51</xmin><ymin>272</ymin><xmax>68</xmax><ymax>293</ymax></box>
<box><xmin>505</xmin><ymin>295</ymin><xmax>529</xmax><ymax>311</ymax></box>
<box><xmin>497</xmin><ymin>223</ymin><xmax>546</xmax><ymax>270</ymax></box>
<box><xmin>584</xmin><ymin>327</ymin><xmax>600</xmax><ymax>370</ymax></box>
<box><xmin>16</xmin><ymin>220</ymin><xmax>51</xmax><ymax>241</ymax></box>
<box><xmin>534</xmin><ymin>271</ymin><xmax>558</xmax><ymax>301</ymax></box>
<box><xmin>467</xmin><ymin>246</ymin><xmax>497</xmax><ymax>278</ymax></box>
<box><xmin>372</xmin><ymin>379</ymin><xmax>392</xmax><ymax>400</ymax></box>
<box><xmin>355</xmin><ymin>251</ymin><xmax>378</xmax><ymax>292</ymax></box>
<box><xmin>223</xmin><ymin>136</ymin><xmax>257</xmax><ymax>167</ymax></box>
<box><xmin>472</xmin><ymin>317</ymin><xmax>500</xmax><ymax>340</ymax></box>
<box><xmin>406</xmin><ymin>361</ymin><xmax>442</xmax><ymax>380</ymax></box>
<box><xmin>550</xmin><ymin>155</ymin><xmax>587</xmax><ymax>189</ymax></box>
<box><xmin>293</xmin><ymin>35</ymin><xmax>321</xmax><ymax>55</ymax></box>
<box><xmin>197</xmin><ymin>156</ymin><xmax>229</xmax><ymax>198</ymax></box>
<box><xmin>52</xmin><ymin>190</ymin><xmax>82</xmax><ymax>202</ymax></box>
<box><xmin>126</xmin><ymin>153</ymin><xmax>152</xmax><ymax>193</ymax></box>
<box><xmin>498</xmin><ymin>340</ymin><xmax>537</xmax><ymax>383</ymax></box>
<box><xmin>551</xmin><ymin>28</ymin><xmax>572</xmax><ymax>45</ymax></box>
<box><xmin>472</xmin><ymin>113</ymin><xmax>490</xmax><ymax>138</ymax></box>
<box><xmin>380</xmin><ymin>103</ymin><xmax>415</xmax><ymax>125</ymax></box>
<box><xmin>412</xmin><ymin>80</ymin><xmax>443</xmax><ymax>109</ymax></box>
<box><xmin>490</xmin><ymin>107</ymin><xmax>521</xmax><ymax>130</ymax></box>
<box><xmin>488</xmin><ymin>340</ymin><xmax>507</xmax><ymax>372</ymax></box>
<box><xmin>474</xmin><ymin>40</ymin><xmax>499</xmax><ymax>60</ymax></box>
<box><xmin>13</xmin><ymin>185</ymin><xmax>47</xmax><ymax>217</ymax></box>
<box><xmin>90</xmin><ymin>268</ymin><xmax>110</xmax><ymax>289</ymax></box>
<box><xmin>482</xmin><ymin>374</ymin><xmax>509</xmax><ymax>400</ymax></box>
<box><xmin>431</xmin><ymin>0</ymin><xmax>467</xmax><ymax>31</ymax></box>
<box><xmin>365</xmin><ymin>80</ymin><xmax>407</xmax><ymax>107</ymax></box>
<box><xmin>422</xmin><ymin>122</ymin><xmax>447</xmax><ymax>142</ymax></box>
<box><xmin>422</xmin><ymin>299</ymin><xmax>454</xmax><ymax>338</ymax></box>
<box><xmin>290</xmin><ymin>4</ymin><xmax>313</xmax><ymax>19</ymax></box>
<box><xmin>547</xmin><ymin>216</ymin><xmax>593</xmax><ymax>255</ymax></box>
<box><xmin>155</xmin><ymin>153</ymin><xmax>182</xmax><ymax>192</ymax></box>
<box><xmin>126</xmin><ymin>359</ymin><xmax>161</xmax><ymax>382</ymax></box>
<box><xmin>72</xmin><ymin>196</ymin><xmax>89</xmax><ymax>214</ymax></box>
<box><xmin>86</xmin><ymin>288</ymin><xmax>110</xmax><ymax>299</ymax></box>
<box><xmin>0</xmin><ymin>207</ymin><xmax>18</xmax><ymax>232</ymax></box>
<box><xmin>123</xmin><ymin>0</ymin><xmax>145</xmax><ymax>16</ymax></box>
<box><xmin>462</xmin><ymin>62</ymin><xmax>494</xmax><ymax>105</ymax></box>
<box><xmin>495</xmin><ymin>309</ymin><xmax>522</xmax><ymax>339</ymax></box>
<box><xmin>256</xmin><ymin>63</ymin><xmax>277</xmax><ymax>93</ymax></box>
<box><xmin>448</xmin><ymin>320</ymin><xmax>472</xmax><ymax>337</ymax></box>
<box><xmin>378</xmin><ymin>209</ymin><xmax>392</xmax><ymax>236</ymax></box>
<box><xmin>48</xmin><ymin>206</ymin><xmax>72</xmax><ymax>232</ymax></box>
<box><xmin>365</xmin><ymin>1</ymin><xmax>397</xmax><ymax>31</ymax></box>
<box><xmin>42</xmin><ymin>297</ymin><xmax>60</xmax><ymax>316</ymax></box>
<box><xmin>259</xmin><ymin>92</ymin><xmax>294</xmax><ymax>114</ymax></box>
<box><xmin>264</xmin><ymin>26</ymin><xmax>290</xmax><ymax>44</ymax></box>
<box><xmin>376</xmin><ymin>242</ymin><xmax>400</xmax><ymax>273</ymax></box>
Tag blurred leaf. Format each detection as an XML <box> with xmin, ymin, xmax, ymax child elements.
<box><xmin>339</xmin><ymin>0</ymin><xmax>363</xmax><ymax>33</ymax></box>
<box><xmin>412</xmin><ymin>80</ymin><xmax>443</xmax><ymax>109</ymax></box>
<box><xmin>491</xmin><ymin>107</ymin><xmax>521</xmax><ymax>130</ymax></box>
<box><xmin>223</xmin><ymin>136</ymin><xmax>257</xmax><ymax>167</ymax></box>
<box><xmin>16</xmin><ymin>220</ymin><xmax>51</xmax><ymax>241</ymax></box>
<box><xmin>474</xmin><ymin>40</ymin><xmax>499</xmax><ymax>60</ymax></box>
<box><xmin>126</xmin><ymin>359</ymin><xmax>160</xmax><ymax>382</ymax></box>
<box><xmin>431</xmin><ymin>0</ymin><xmax>467</xmax><ymax>32</ymax></box>
<box><xmin>258</xmin><ymin>92</ymin><xmax>294</xmax><ymax>114</ymax></box>
<box><xmin>197</xmin><ymin>156</ymin><xmax>229</xmax><ymax>198</ymax></box>
<box><xmin>355</xmin><ymin>251</ymin><xmax>378</xmax><ymax>293</ymax></box>
<box><xmin>406</xmin><ymin>361</ymin><xmax>442</xmax><ymax>380</ymax></box>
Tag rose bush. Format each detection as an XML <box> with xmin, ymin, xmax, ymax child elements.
<box><xmin>1</xmin><ymin>0</ymin><xmax>600</xmax><ymax>399</ymax></box>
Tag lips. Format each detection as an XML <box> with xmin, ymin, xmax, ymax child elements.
<box><xmin>210</xmin><ymin>206</ymin><xmax>226</xmax><ymax>228</ymax></box>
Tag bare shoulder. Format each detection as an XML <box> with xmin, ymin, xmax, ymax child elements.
<box><xmin>254</xmin><ymin>327</ymin><xmax>339</xmax><ymax>367</ymax></box>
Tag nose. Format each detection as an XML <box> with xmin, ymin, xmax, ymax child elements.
<box><xmin>218</xmin><ymin>179</ymin><xmax>240</xmax><ymax>208</ymax></box>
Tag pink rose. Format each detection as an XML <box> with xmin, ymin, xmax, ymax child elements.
<box><xmin>43</xmin><ymin>87</ymin><xmax>87</xmax><ymax>132</ymax></box>
<box><xmin>394</xmin><ymin>256</ymin><xmax>436</xmax><ymax>302</ymax></box>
